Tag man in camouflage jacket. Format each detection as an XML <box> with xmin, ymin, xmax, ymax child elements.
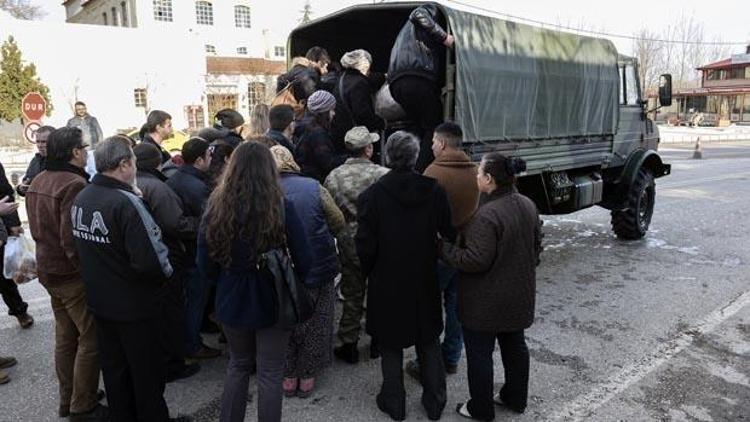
<box><xmin>324</xmin><ymin>126</ymin><xmax>389</xmax><ymax>363</ymax></box>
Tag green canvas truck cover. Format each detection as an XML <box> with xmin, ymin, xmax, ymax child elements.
<box><xmin>442</xmin><ymin>6</ymin><xmax>620</xmax><ymax>143</ymax></box>
<box><xmin>287</xmin><ymin>2</ymin><xmax>621</xmax><ymax>145</ymax></box>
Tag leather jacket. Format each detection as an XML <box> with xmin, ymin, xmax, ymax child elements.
<box><xmin>388</xmin><ymin>4</ymin><xmax>448</xmax><ymax>83</ymax></box>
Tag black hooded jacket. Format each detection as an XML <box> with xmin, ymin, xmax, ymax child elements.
<box><xmin>355</xmin><ymin>169</ymin><xmax>455</xmax><ymax>348</ymax></box>
<box><xmin>388</xmin><ymin>4</ymin><xmax>449</xmax><ymax>84</ymax></box>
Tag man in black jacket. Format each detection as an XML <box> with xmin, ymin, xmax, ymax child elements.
<box><xmin>16</xmin><ymin>125</ymin><xmax>54</xmax><ymax>197</ymax></box>
<box><xmin>72</xmin><ymin>137</ymin><xmax>184</xmax><ymax>422</ymax></box>
<box><xmin>140</xmin><ymin>110</ymin><xmax>174</xmax><ymax>164</ymax></box>
<box><xmin>266</xmin><ymin>104</ymin><xmax>296</xmax><ymax>152</ymax></box>
<box><xmin>166</xmin><ymin>138</ymin><xmax>220</xmax><ymax>360</ymax></box>
<box><xmin>0</xmin><ymin>161</ymin><xmax>33</xmax><ymax>329</ymax></box>
<box><xmin>388</xmin><ymin>4</ymin><xmax>454</xmax><ymax>171</ymax></box>
<box><xmin>134</xmin><ymin>143</ymin><xmax>201</xmax><ymax>382</ymax></box>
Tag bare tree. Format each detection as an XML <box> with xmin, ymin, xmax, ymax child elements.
<box><xmin>634</xmin><ymin>13</ymin><xmax>731</xmax><ymax>90</ymax></box>
<box><xmin>0</xmin><ymin>0</ymin><xmax>45</xmax><ymax>20</ymax></box>
<box><xmin>633</xmin><ymin>28</ymin><xmax>663</xmax><ymax>95</ymax></box>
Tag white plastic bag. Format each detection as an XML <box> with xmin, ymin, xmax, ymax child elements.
<box><xmin>374</xmin><ymin>83</ymin><xmax>407</xmax><ymax>122</ymax></box>
<box><xmin>3</xmin><ymin>235</ymin><xmax>37</xmax><ymax>284</ymax></box>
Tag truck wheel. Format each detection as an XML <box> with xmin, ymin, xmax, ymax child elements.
<box><xmin>611</xmin><ymin>168</ymin><xmax>655</xmax><ymax>239</ymax></box>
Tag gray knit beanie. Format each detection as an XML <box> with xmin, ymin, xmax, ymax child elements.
<box><xmin>306</xmin><ymin>90</ymin><xmax>336</xmax><ymax>114</ymax></box>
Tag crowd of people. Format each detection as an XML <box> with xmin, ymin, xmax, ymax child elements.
<box><xmin>0</xmin><ymin>5</ymin><xmax>544</xmax><ymax>422</ymax></box>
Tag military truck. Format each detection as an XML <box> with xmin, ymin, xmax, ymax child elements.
<box><xmin>288</xmin><ymin>1</ymin><xmax>673</xmax><ymax>239</ymax></box>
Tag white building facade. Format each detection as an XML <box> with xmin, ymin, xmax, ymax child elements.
<box><xmin>63</xmin><ymin>0</ymin><xmax>288</xmax><ymax>60</ymax></box>
<box><xmin>62</xmin><ymin>0</ymin><xmax>290</xmax><ymax>125</ymax></box>
<box><xmin>0</xmin><ymin>11</ymin><xmax>206</xmax><ymax>134</ymax></box>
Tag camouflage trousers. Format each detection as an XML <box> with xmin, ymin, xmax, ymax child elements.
<box><xmin>336</xmin><ymin>225</ymin><xmax>367</xmax><ymax>345</ymax></box>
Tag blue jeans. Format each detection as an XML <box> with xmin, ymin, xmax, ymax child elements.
<box><xmin>184</xmin><ymin>267</ymin><xmax>212</xmax><ymax>355</ymax></box>
<box><xmin>438</xmin><ymin>261</ymin><xmax>463</xmax><ymax>365</ymax></box>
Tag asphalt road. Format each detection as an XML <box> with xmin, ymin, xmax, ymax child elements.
<box><xmin>1</xmin><ymin>142</ymin><xmax>749</xmax><ymax>421</ymax></box>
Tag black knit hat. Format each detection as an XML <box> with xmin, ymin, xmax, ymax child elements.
<box><xmin>133</xmin><ymin>143</ymin><xmax>163</xmax><ymax>170</ymax></box>
<box><xmin>215</xmin><ymin>109</ymin><xmax>245</xmax><ymax>130</ymax></box>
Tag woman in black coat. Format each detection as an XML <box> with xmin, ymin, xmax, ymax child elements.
<box><xmin>356</xmin><ymin>131</ymin><xmax>456</xmax><ymax>421</ymax></box>
<box><xmin>294</xmin><ymin>90</ymin><xmax>344</xmax><ymax>182</ymax></box>
<box><xmin>339</xmin><ymin>49</ymin><xmax>386</xmax><ymax>132</ymax></box>
<box><xmin>441</xmin><ymin>153</ymin><xmax>542</xmax><ymax>421</ymax></box>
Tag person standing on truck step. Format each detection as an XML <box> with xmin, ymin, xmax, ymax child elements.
<box><xmin>440</xmin><ymin>153</ymin><xmax>543</xmax><ymax>421</ymax></box>
<box><xmin>72</xmin><ymin>136</ymin><xmax>189</xmax><ymax>422</ymax></box>
<box><xmin>339</xmin><ymin>49</ymin><xmax>386</xmax><ymax>133</ymax></box>
<box><xmin>405</xmin><ymin>122</ymin><xmax>479</xmax><ymax>381</ymax></box>
<box><xmin>388</xmin><ymin>4</ymin><xmax>455</xmax><ymax>172</ymax></box>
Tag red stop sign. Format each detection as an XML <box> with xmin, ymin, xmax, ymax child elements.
<box><xmin>21</xmin><ymin>92</ymin><xmax>46</xmax><ymax>122</ymax></box>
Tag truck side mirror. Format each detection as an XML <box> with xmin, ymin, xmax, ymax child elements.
<box><xmin>659</xmin><ymin>74</ymin><xmax>672</xmax><ymax>107</ymax></box>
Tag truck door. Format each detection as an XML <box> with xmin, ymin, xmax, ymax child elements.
<box><xmin>614</xmin><ymin>60</ymin><xmax>650</xmax><ymax>162</ymax></box>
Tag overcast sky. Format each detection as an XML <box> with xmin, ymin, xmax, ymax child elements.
<box><xmin>41</xmin><ymin>0</ymin><xmax>750</xmax><ymax>56</ymax></box>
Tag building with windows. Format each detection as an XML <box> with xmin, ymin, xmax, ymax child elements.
<box><xmin>62</xmin><ymin>0</ymin><xmax>289</xmax><ymax>126</ymax></box>
<box><xmin>0</xmin><ymin>10</ymin><xmax>205</xmax><ymax>134</ymax></box>
<box><xmin>661</xmin><ymin>45</ymin><xmax>750</xmax><ymax>125</ymax></box>
<box><xmin>63</xmin><ymin>0</ymin><xmax>287</xmax><ymax>60</ymax></box>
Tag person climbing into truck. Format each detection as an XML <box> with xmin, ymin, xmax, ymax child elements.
<box><xmin>388</xmin><ymin>4</ymin><xmax>455</xmax><ymax>172</ymax></box>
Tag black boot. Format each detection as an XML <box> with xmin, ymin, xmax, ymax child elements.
<box><xmin>334</xmin><ymin>342</ymin><xmax>359</xmax><ymax>364</ymax></box>
<box><xmin>370</xmin><ymin>338</ymin><xmax>381</xmax><ymax>359</ymax></box>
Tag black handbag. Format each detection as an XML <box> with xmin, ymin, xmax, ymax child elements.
<box><xmin>258</xmin><ymin>244</ymin><xmax>314</xmax><ymax>330</ymax></box>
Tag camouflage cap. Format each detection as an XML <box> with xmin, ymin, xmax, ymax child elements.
<box><xmin>345</xmin><ymin>126</ymin><xmax>380</xmax><ymax>150</ymax></box>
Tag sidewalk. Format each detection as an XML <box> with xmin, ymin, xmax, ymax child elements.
<box><xmin>659</xmin><ymin>125</ymin><xmax>750</xmax><ymax>144</ymax></box>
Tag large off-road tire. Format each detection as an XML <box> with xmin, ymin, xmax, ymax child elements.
<box><xmin>611</xmin><ymin>168</ymin><xmax>655</xmax><ymax>240</ymax></box>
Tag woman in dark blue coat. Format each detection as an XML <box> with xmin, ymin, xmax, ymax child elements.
<box><xmin>197</xmin><ymin>142</ymin><xmax>312</xmax><ymax>422</ymax></box>
<box><xmin>270</xmin><ymin>145</ymin><xmax>344</xmax><ymax>399</ymax></box>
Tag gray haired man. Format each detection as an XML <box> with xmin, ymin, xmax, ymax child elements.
<box><xmin>72</xmin><ymin>137</ymin><xmax>188</xmax><ymax>422</ymax></box>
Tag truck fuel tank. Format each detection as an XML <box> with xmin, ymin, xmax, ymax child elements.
<box><xmin>572</xmin><ymin>174</ymin><xmax>604</xmax><ymax>210</ymax></box>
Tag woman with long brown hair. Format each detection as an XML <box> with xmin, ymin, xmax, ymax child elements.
<box><xmin>197</xmin><ymin>142</ymin><xmax>312</xmax><ymax>422</ymax></box>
